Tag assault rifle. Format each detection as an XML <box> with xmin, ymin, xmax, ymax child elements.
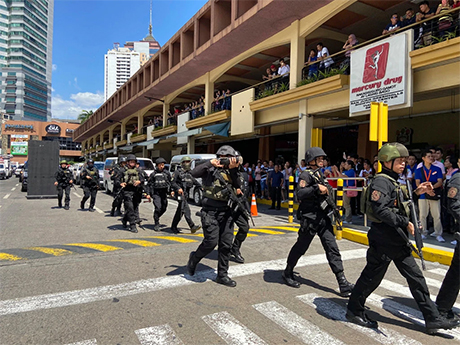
<box><xmin>213</xmin><ymin>169</ymin><xmax>255</xmax><ymax>226</ymax></box>
<box><xmin>313</xmin><ymin>169</ymin><xmax>342</xmax><ymax>231</ymax></box>
<box><xmin>406</xmin><ymin>180</ymin><xmax>426</xmax><ymax>270</ymax></box>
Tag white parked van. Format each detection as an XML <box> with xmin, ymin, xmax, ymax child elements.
<box><xmin>169</xmin><ymin>154</ymin><xmax>216</xmax><ymax>205</ymax></box>
<box><xmin>103</xmin><ymin>157</ymin><xmax>155</xmax><ymax>193</ymax></box>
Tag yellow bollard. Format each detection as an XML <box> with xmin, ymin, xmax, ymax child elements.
<box><xmin>288</xmin><ymin>176</ymin><xmax>294</xmax><ymax>223</ymax></box>
<box><xmin>336</xmin><ymin>179</ymin><xmax>344</xmax><ymax>240</ymax></box>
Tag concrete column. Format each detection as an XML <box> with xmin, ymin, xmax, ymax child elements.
<box><xmin>204</xmin><ymin>72</ymin><xmax>214</xmax><ymax>115</ymax></box>
<box><xmin>289</xmin><ymin>20</ymin><xmax>305</xmax><ymax>90</ymax></box>
<box><xmin>137</xmin><ymin>114</ymin><xmax>143</xmax><ymax>134</ymax></box>
<box><xmin>187</xmin><ymin>136</ymin><xmax>195</xmax><ymax>154</ymax></box>
<box><xmin>108</xmin><ymin>127</ymin><xmax>113</xmax><ymax>143</ymax></box>
<box><xmin>297</xmin><ymin>100</ymin><xmax>313</xmax><ymax>164</ymax></box>
<box><xmin>163</xmin><ymin>102</ymin><xmax>169</xmax><ymax>127</ymax></box>
<box><xmin>121</xmin><ymin>122</ymin><xmax>126</xmax><ymax>139</ymax></box>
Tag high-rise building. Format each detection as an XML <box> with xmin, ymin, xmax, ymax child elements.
<box><xmin>104</xmin><ymin>0</ymin><xmax>160</xmax><ymax>101</ymax></box>
<box><xmin>0</xmin><ymin>0</ymin><xmax>54</xmax><ymax>121</ymax></box>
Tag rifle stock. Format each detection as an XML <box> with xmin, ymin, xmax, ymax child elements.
<box><xmin>315</xmin><ymin>169</ymin><xmax>342</xmax><ymax>230</ymax></box>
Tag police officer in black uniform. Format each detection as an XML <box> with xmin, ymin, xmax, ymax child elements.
<box><xmin>230</xmin><ymin>152</ymin><xmax>250</xmax><ymax>264</ymax></box>
<box><xmin>347</xmin><ymin>143</ymin><xmax>459</xmax><ymax>334</ymax></box>
<box><xmin>110</xmin><ymin>156</ymin><xmax>127</xmax><ymax>216</ymax></box>
<box><xmin>436</xmin><ymin>163</ymin><xmax>460</xmax><ymax>321</ymax></box>
<box><xmin>80</xmin><ymin>159</ymin><xmax>99</xmax><ymax>212</ymax></box>
<box><xmin>186</xmin><ymin>145</ymin><xmax>241</xmax><ymax>287</ymax></box>
<box><xmin>147</xmin><ymin>157</ymin><xmax>171</xmax><ymax>231</ymax></box>
<box><xmin>117</xmin><ymin>154</ymin><xmax>145</xmax><ymax>233</ymax></box>
<box><xmin>54</xmin><ymin>160</ymin><xmax>73</xmax><ymax>210</ymax></box>
<box><xmin>282</xmin><ymin>147</ymin><xmax>354</xmax><ymax>297</ymax></box>
<box><xmin>170</xmin><ymin>156</ymin><xmax>201</xmax><ymax>234</ymax></box>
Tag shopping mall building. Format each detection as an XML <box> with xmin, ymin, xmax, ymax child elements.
<box><xmin>73</xmin><ymin>0</ymin><xmax>460</xmax><ymax>166</ymax></box>
<box><xmin>1</xmin><ymin>119</ymin><xmax>82</xmax><ymax>164</ymax></box>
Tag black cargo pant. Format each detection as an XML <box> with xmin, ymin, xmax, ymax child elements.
<box><xmin>232</xmin><ymin>204</ymin><xmax>251</xmax><ymax>251</ymax></box>
<box><xmin>82</xmin><ymin>185</ymin><xmax>97</xmax><ymax>208</ymax></box>
<box><xmin>287</xmin><ymin>216</ymin><xmax>343</xmax><ymax>274</ymax></box>
<box><xmin>153</xmin><ymin>190</ymin><xmax>168</xmax><ymax>224</ymax></box>
<box><xmin>348</xmin><ymin>242</ymin><xmax>439</xmax><ymax>321</ymax></box>
<box><xmin>112</xmin><ymin>184</ymin><xmax>123</xmax><ymax>211</ymax></box>
<box><xmin>122</xmin><ymin>190</ymin><xmax>141</xmax><ymax>226</ymax></box>
<box><xmin>57</xmin><ymin>185</ymin><xmax>71</xmax><ymax>207</ymax></box>
<box><xmin>436</xmin><ymin>240</ymin><xmax>460</xmax><ymax>313</ymax></box>
<box><xmin>171</xmin><ymin>194</ymin><xmax>194</xmax><ymax>229</ymax></box>
<box><xmin>191</xmin><ymin>208</ymin><xmax>234</xmax><ymax>278</ymax></box>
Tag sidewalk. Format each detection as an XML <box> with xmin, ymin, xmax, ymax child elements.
<box><xmin>255</xmin><ymin>197</ymin><xmax>455</xmax><ymax>266</ymax></box>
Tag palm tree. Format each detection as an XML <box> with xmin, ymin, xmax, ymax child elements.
<box><xmin>78</xmin><ymin>110</ymin><xmax>93</xmax><ymax>124</ymax></box>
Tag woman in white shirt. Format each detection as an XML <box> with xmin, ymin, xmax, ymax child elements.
<box><xmin>317</xmin><ymin>42</ymin><xmax>334</xmax><ymax>72</ymax></box>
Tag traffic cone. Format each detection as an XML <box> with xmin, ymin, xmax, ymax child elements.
<box><xmin>251</xmin><ymin>194</ymin><xmax>258</xmax><ymax>217</ymax></box>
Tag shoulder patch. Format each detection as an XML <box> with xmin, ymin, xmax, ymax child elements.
<box><xmin>448</xmin><ymin>187</ymin><xmax>458</xmax><ymax>199</ymax></box>
<box><xmin>371</xmin><ymin>190</ymin><xmax>381</xmax><ymax>201</ymax></box>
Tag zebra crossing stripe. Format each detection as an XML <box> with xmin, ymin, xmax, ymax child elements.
<box><xmin>427</xmin><ymin>268</ymin><xmax>448</xmax><ymax>277</ymax></box>
<box><xmin>297</xmin><ymin>293</ymin><xmax>422</xmax><ymax>345</ymax></box>
<box><xmin>380</xmin><ymin>279</ymin><xmax>460</xmax><ymax>313</ymax></box>
<box><xmin>253</xmin><ymin>301</ymin><xmax>345</xmax><ymax>345</ymax></box>
<box><xmin>202</xmin><ymin>311</ymin><xmax>267</xmax><ymax>345</ymax></box>
<box><xmin>135</xmin><ymin>324</ymin><xmax>184</xmax><ymax>345</ymax></box>
<box><xmin>366</xmin><ymin>293</ymin><xmax>460</xmax><ymax>340</ymax></box>
<box><xmin>64</xmin><ymin>340</ymin><xmax>97</xmax><ymax>345</ymax></box>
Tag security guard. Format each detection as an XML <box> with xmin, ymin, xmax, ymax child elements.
<box><xmin>80</xmin><ymin>159</ymin><xmax>99</xmax><ymax>212</ymax></box>
<box><xmin>117</xmin><ymin>154</ymin><xmax>145</xmax><ymax>233</ymax></box>
<box><xmin>54</xmin><ymin>160</ymin><xmax>73</xmax><ymax>210</ymax></box>
<box><xmin>230</xmin><ymin>152</ymin><xmax>250</xmax><ymax>263</ymax></box>
<box><xmin>170</xmin><ymin>156</ymin><xmax>201</xmax><ymax>234</ymax></box>
<box><xmin>282</xmin><ymin>147</ymin><xmax>354</xmax><ymax>297</ymax></box>
<box><xmin>347</xmin><ymin>143</ymin><xmax>459</xmax><ymax>334</ymax></box>
<box><xmin>436</xmin><ymin>163</ymin><xmax>460</xmax><ymax>321</ymax></box>
<box><xmin>147</xmin><ymin>157</ymin><xmax>171</xmax><ymax>231</ymax></box>
<box><xmin>187</xmin><ymin>145</ymin><xmax>241</xmax><ymax>287</ymax></box>
<box><xmin>110</xmin><ymin>156</ymin><xmax>127</xmax><ymax>216</ymax></box>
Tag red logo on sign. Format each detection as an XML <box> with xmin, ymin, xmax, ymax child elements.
<box><xmin>362</xmin><ymin>43</ymin><xmax>389</xmax><ymax>83</ymax></box>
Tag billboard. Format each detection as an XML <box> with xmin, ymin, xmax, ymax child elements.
<box><xmin>349</xmin><ymin>31</ymin><xmax>413</xmax><ymax>116</ymax></box>
<box><xmin>11</xmin><ymin>134</ymin><xmax>29</xmax><ymax>156</ymax></box>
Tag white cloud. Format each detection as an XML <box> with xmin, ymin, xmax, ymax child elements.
<box><xmin>52</xmin><ymin>91</ymin><xmax>104</xmax><ymax>120</ymax></box>
<box><xmin>52</xmin><ymin>64</ymin><xmax>57</xmax><ymax>71</ymax></box>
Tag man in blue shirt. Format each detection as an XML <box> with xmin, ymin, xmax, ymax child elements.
<box><xmin>415</xmin><ymin>150</ymin><xmax>444</xmax><ymax>242</ymax></box>
<box><xmin>269</xmin><ymin>164</ymin><xmax>284</xmax><ymax>210</ymax></box>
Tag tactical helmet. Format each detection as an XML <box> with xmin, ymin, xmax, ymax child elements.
<box><xmin>119</xmin><ymin>156</ymin><xmax>127</xmax><ymax>163</ymax></box>
<box><xmin>378</xmin><ymin>142</ymin><xmax>409</xmax><ymax>162</ymax></box>
<box><xmin>181</xmin><ymin>156</ymin><xmax>192</xmax><ymax>163</ymax></box>
<box><xmin>216</xmin><ymin>145</ymin><xmax>236</xmax><ymax>156</ymax></box>
<box><xmin>126</xmin><ymin>154</ymin><xmax>137</xmax><ymax>162</ymax></box>
<box><xmin>60</xmin><ymin>159</ymin><xmax>67</xmax><ymax>165</ymax></box>
<box><xmin>156</xmin><ymin>157</ymin><xmax>167</xmax><ymax>165</ymax></box>
<box><xmin>305</xmin><ymin>147</ymin><xmax>327</xmax><ymax>163</ymax></box>
<box><xmin>87</xmin><ymin>159</ymin><xmax>94</xmax><ymax>164</ymax></box>
<box><xmin>181</xmin><ymin>156</ymin><xmax>192</xmax><ymax>171</ymax></box>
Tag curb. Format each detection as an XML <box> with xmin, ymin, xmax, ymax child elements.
<box><xmin>342</xmin><ymin>228</ymin><xmax>454</xmax><ymax>266</ymax></box>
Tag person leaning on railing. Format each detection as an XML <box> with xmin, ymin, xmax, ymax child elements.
<box><xmin>436</xmin><ymin>0</ymin><xmax>454</xmax><ymax>38</ymax></box>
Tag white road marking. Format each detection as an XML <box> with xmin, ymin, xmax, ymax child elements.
<box><xmin>0</xmin><ymin>249</ymin><xmax>367</xmax><ymax>316</ymax></box>
<box><xmin>427</xmin><ymin>268</ymin><xmax>448</xmax><ymax>277</ymax></box>
<box><xmin>253</xmin><ymin>301</ymin><xmax>344</xmax><ymax>345</ymax></box>
<box><xmin>297</xmin><ymin>293</ymin><xmax>422</xmax><ymax>345</ymax></box>
<box><xmin>94</xmin><ymin>207</ymin><xmax>104</xmax><ymax>214</ymax></box>
<box><xmin>73</xmin><ymin>192</ymin><xmax>80</xmax><ymax>198</ymax></box>
<box><xmin>380</xmin><ymin>279</ymin><xmax>460</xmax><ymax>313</ymax></box>
<box><xmin>64</xmin><ymin>340</ymin><xmax>97</xmax><ymax>345</ymax></box>
<box><xmin>15</xmin><ymin>183</ymin><xmax>19</xmax><ymax>187</ymax></box>
<box><xmin>202</xmin><ymin>311</ymin><xmax>267</xmax><ymax>345</ymax></box>
<box><xmin>135</xmin><ymin>324</ymin><xmax>184</xmax><ymax>345</ymax></box>
<box><xmin>11</xmin><ymin>187</ymin><xmax>16</xmax><ymax>191</ymax></box>
<box><xmin>3</xmin><ymin>193</ymin><xmax>10</xmax><ymax>199</ymax></box>
<box><xmin>367</xmin><ymin>293</ymin><xmax>460</xmax><ymax>340</ymax></box>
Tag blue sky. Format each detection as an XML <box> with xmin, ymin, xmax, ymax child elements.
<box><xmin>51</xmin><ymin>0</ymin><xmax>207</xmax><ymax>119</ymax></box>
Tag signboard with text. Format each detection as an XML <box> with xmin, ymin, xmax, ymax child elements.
<box><xmin>349</xmin><ymin>31</ymin><xmax>413</xmax><ymax>116</ymax></box>
<box><xmin>11</xmin><ymin>142</ymin><xmax>28</xmax><ymax>155</ymax></box>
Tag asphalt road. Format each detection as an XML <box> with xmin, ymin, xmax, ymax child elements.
<box><xmin>0</xmin><ymin>177</ymin><xmax>459</xmax><ymax>345</ymax></box>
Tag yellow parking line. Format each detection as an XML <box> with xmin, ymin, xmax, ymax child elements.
<box><xmin>107</xmin><ymin>239</ymin><xmax>161</xmax><ymax>247</ymax></box>
<box><xmin>249</xmin><ymin>228</ymin><xmax>285</xmax><ymax>235</ymax></box>
<box><xmin>65</xmin><ymin>243</ymin><xmax>122</xmax><ymax>252</ymax></box>
<box><xmin>25</xmin><ymin>247</ymin><xmax>73</xmax><ymax>256</ymax></box>
<box><xmin>261</xmin><ymin>226</ymin><xmax>299</xmax><ymax>232</ymax></box>
<box><xmin>145</xmin><ymin>236</ymin><xmax>198</xmax><ymax>243</ymax></box>
<box><xmin>0</xmin><ymin>253</ymin><xmax>23</xmax><ymax>261</ymax></box>
<box><xmin>181</xmin><ymin>234</ymin><xmax>204</xmax><ymax>238</ymax></box>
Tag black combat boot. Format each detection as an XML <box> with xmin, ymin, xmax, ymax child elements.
<box><xmin>89</xmin><ymin>207</ymin><xmax>95</xmax><ymax>212</ymax></box>
<box><xmin>153</xmin><ymin>222</ymin><xmax>160</xmax><ymax>232</ymax></box>
<box><xmin>230</xmin><ymin>246</ymin><xmax>245</xmax><ymax>264</ymax></box>
<box><xmin>187</xmin><ymin>252</ymin><xmax>198</xmax><ymax>276</ymax></box>
<box><xmin>80</xmin><ymin>201</ymin><xmax>85</xmax><ymax>210</ymax></box>
<box><xmin>346</xmin><ymin>310</ymin><xmax>378</xmax><ymax>328</ymax></box>
<box><xmin>426</xmin><ymin>315</ymin><xmax>460</xmax><ymax>334</ymax></box>
<box><xmin>282</xmin><ymin>265</ymin><xmax>300</xmax><ymax>288</ymax></box>
<box><xmin>336</xmin><ymin>271</ymin><xmax>354</xmax><ymax>297</ymax></box>
<box><xmin>216</xmin><ymin>276</ymin><xmax>237</xmax><ymax>287</ymax></box>
<box><xmin>130</xmin><ymin>224</ymin><xmax>138</xmax><ymax>233</ymax></box>
<box><xmin>110</xmin><ymin>207</ymin><xmax>115</xmax><ymax>216</ymax></box>
<box><xmin>58</xmin><ymin>200</ymin><xmax>62</xmax><ymax>208</ymax></box>
<box><xmin>64</xmin><ymin>205</ymin><xmax>69</xmax><ymax>210</ymax></box>
<box><xmin>171</xmin><ymin>226</ymin><xmax>179</xmax><ymax>234</ymax></box>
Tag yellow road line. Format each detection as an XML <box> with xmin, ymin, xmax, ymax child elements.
<box><xmin>65</xmin><ymin>243</ymin><xmax>122</xmax><ymax>252</ymax></box>
<box><xmin>261</xmin><ymin>226</ymin><xmax>299</xmax><ymax>232</ymax></box>
<box><xmin>249</xmin><ymin>228</ymin><xmax>285</xmax><ymax>235</ymax></box>
<box><xmin>25</xmin><ymin>247</ymin><xmax>73</xmax><ymax>256</ymax></box>
<box><xmin>181</xmin><ymin>234</ymin><xmax>204</xmax><ymax>238</ymax></box>
<box><xmin>0</xmin><ymin>253</ymin><xmax>23</xmax><ymax>261</ymax></box>
<box><xmin>106</xmin><ymin>239</ymin><xmax>161</xmax><ymax>247</ymax></box>
<box><xmin>145</xmin><ymin>236</ymin><xmax>198</xmax><ymax>243</ymax></box>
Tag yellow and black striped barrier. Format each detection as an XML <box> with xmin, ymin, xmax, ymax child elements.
<box><xmin>335</xmin><ymin>178</ymin><xmax>344</xmax><ymax>240</ymax></box>
<box><xmin>288</xmin><ymin>175</ymin><xmax>294</xmax><ymax>223</ymax></box>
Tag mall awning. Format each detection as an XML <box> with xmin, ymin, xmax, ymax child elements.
<box><xmin>167</xmin><ymin>128</ymin><xmax>202</xmax><ymax>139</ymax></box>
<box><xmin>118</xmin><ymin>144</ymin><xmax>137</xmax><ymax>151</ymax></box>
<box><xmin>204</xmin><ymin>122</ymin><xmax>230</xmax><ymax>137</ymax></box>
<box><xmin>137</xmin><ymin>138</ymin><xmax>160</xmax><ymax>146</ymax></box>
